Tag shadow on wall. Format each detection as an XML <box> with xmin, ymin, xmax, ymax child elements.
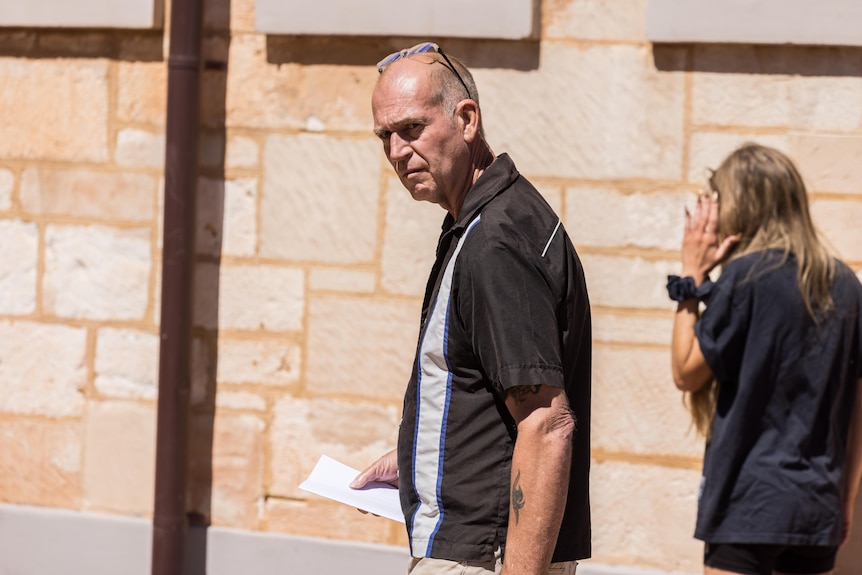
<box><xmin>263</xmin><ymin>34</ymin><xmax>541</xmax><ymax>71</ymax></box>
<box><xmin>0</xmin><ymin>29</ymin><xmax>163</xmax><ymax>61</ymax></box>
<box><xmin>653</xmin><ymin>43</ymin><xmax>862</xmax><ymax>77</ymax></box>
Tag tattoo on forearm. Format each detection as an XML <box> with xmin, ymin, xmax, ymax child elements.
<box><xmin>510</xmin><ymin>385</ymin><xmax>541</xmax><ymax>404</ymax></box>
<box><xmin>512</xmin><ymin>469</ymin><xmax>525</xmax><ymax>525</ymax></box>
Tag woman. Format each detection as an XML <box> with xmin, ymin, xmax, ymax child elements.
<box><xmin>669</xmin><ymin>143</ymin><xmax>862</xmax><ymax>575</ymax></box>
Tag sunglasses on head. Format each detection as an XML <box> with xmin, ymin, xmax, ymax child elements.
<box><xmin>376</xmin><ymin>41</ymin><xmax>472</xmax><ymax>101</ymax></box>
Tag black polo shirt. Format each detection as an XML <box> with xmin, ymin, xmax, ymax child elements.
<box><xmin>695</xmin><ymin>250</ymin><xmax>862</xmax><ymax>545</ymax></box>
<box><xmin>397</xmin><ymin>153</ymin><xmax>592</xmax><ymax>563</ymax></box>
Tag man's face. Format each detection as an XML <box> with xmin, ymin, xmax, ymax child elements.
<box><xmin>372</xmin><ymin>60</ymin><xmax>468</xmax><ymax>213</ymax></box>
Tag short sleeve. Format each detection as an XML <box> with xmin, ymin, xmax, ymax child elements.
<box><xmin>695</xmin><ymin>267</ymin><xmax>752</xmax><ymax>384</ymax></box>
<box><xmin>456</xmin><ymin>231</ymin><xmax>565</xmax><ymax>394</ymax></box>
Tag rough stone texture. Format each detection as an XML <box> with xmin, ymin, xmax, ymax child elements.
<box><xmin>687</xmin><ymin>132</ymin><xmax>790</xmax><ymax>183</ymax></box>
<box><xmin>479</xmin><ymin>42</ymin><xmax>686</xmax><ymax>180</ymax></box>
<box><xmin>225</xmin><ymin>34</ymin><xmax>378</xmax><ymax>131</ymax></box>
<box><xmin>565</xmin><ymin>186</ymin><xmax>684</xmax><ymax>250</ymax></box>
<box><xmin>309</xmin><ymin>268</ymin><xmax>376</xmax><ymax>293</ymax></box>
<box><xmin>0</xmin><ymin>168</ymin><xmax>12</xmax><ymax>211</ymax></box>
<box><xmin>592</xmin><ymin>346</ymin><xmax>703</xmax><ymax>458</ymax></box>
<box><xmin>265</xmin><ymin>499</ymin><xmax>396</xmax><ymax>544</ymax></box>
<box><xmin>0</xmin><ymin>58</ymin><xmax>109</xmax><ymax>161</ymax></box>
<box><xmin>269</xmin><ymin>396</ymin><xmax>399</xmax><ymax>498</ymax></box>
<box><xmin>692</xmin><ymin>46</ymin><xmax>862</xmax><ymax>132</ymax></box>
<box><xmin>216</xmin><ymin>336</ymin><xmax>301</xmax><ymax>387</ymax></box>
<box><xmin>43</xmin><ymin>225</ymin><xmax>151</xmax><ymax>321</ymax></box>
<box><xmin>215</xmin><ymin>390</ymin><xmax>267</xmax><ymax>411</ymax></box>
<box><xmin>115</xmin><ymin>128</ymin><xmax>166</xmax><ymax>169</ymax></box>
<box><xmin>209</xmin><ymin>414</ymin><xmax>265</xmax><ymax>529</ymax></box>
<box><xmin>580</xmin><ymin>254</ymin><xmax>680</xmax><ymax>309</ymax></box>
<box><xmin>0</xmin><ymin>220</ymin><xmax>37</xmax><ymax>315</ymax></box>
<box><xmin>196</xmin><ymin>178</ymin><xmax>257</xmax><ymax>258</ymax></box>
<box><xmin>544</xmin><ymin>0</ymin><xmax>648</xmax><ymax>41</ymax></box>
<box><xmin>82</xmin><ymin>401</ymin><xmax>156</xmax><ymax>516</ymax></box>
<box><xmin>94</xmin><ymin>328</ymin><xmax>160</xmax><ymax>400</ymax></box>
<box><xmin>226</xmin><ymin>135</ymin><xmax>259</xmax><ymax>168</ymax></box>
<box><xmin>591</xmin><ymin>459</ymin><xmax>701</xmax><ymax>573</ymax></box>
<box><xmin>810</xmin><ymin>198</ymin><xmax>862</xmax><ymax>262</ymax></box>
<box><xmin>0</xmin><ymin>321</ymin><xmax>87</xmax><ymax>417</ymax></box>
<box><xmin>0</xmin><ymin>418</ymin><xmax>82</xmax><ymax>508</ymax></box>
<box><xmin>194</xmin><ymin>263</ymin><xmax>304</xmax><ymax>331</ymax></box>
<box><xmin>117</xmin><ymin>61</ymin><xmax>167</xmax><ymax>127</ymax></box>
<box><xmin>380</xmin><ymin>177</ymin><xmax>444</xmax><ymax>296</ymax></box>
<box><xmin>306</xmin><ymin>296</ymin><xmax>420</xmax><ymax>400</ymax></box>
<box><xmin>260</xmin><ymin>133</ymin><xmax>381</xmax><ymax>264</ymax></box>
<box><xmin>592</xmin><ymin>311</ymin><xmax>673</xmax><ymax>347</ymax></box>
<box><xmin>790</xmin><ymin>134</ymin><xmax>862</xmax><ymax>195</ymax></box>
<box><xmin>20</xmin><ymin>168</ymin><xmax>156</xmax><ymax>222</ymax></box>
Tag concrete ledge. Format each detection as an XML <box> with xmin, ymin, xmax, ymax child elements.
<box><xmin>646</xmin><ymin>0</ymin><xmax>862</xmax><ymax>47</ymax></box>
<box><xmin>0</xmin><ymin>503</ymin><xmax>686</xmax><ymax>575</ymax></box>
<box><xmin>255</xmin><ymin>0</ymin><xmax>540</xmax><ymax>40</ymax></box>
<box><xmin>0</xmin><ymin>0</ymin><xmax>163</xmax><ymax>29</ymax></box>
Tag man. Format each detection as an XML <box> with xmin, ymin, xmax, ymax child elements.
<box><xmin>351</xmin><ymin>42</ymin><xmax>591</xmax><ymax>575</ymax></box>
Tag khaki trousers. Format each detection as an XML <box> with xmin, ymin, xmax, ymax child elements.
<box><xmin>407</xmin><ymin>548</ymin><xmax>578</xmax><ymax>575</ymax></box>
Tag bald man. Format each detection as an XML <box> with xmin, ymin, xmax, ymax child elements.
<box><xmin>352</xmin><ymin>43</ymin><xmax>592</xmax><ymax>575</ymax></box>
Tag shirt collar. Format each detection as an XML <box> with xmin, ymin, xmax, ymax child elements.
<box><xmin>441</xmin><ymin>153</ymin><xmax>519</xmax><ymax>234</ymax></box>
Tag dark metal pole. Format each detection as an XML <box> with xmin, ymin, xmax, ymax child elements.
<box><xmin>152</xmin><ymin>0</ymin><xmax>204</xmax><ymax>572</ymax></box>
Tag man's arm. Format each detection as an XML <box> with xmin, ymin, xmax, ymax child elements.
<box><xmin>501</xmin><ymin>384</ymin><xmax>574</xmax><ymax>575</ymax></box>
<box><xmin>842</xmin><ymin>377</ymin><xmax>862</xmax><ymax>547</ymax></box>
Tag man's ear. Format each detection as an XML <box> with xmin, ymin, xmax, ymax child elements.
<box><xmin>456</xmin><ymin>100</ymin><xmax>480</xmax><ymax>143</ymax></box>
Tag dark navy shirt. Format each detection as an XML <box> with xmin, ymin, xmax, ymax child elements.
<box><xmin>397</xmin><ymin>154</ymin><xmax>592</xmax><ymax>563</ymax></box>
<box><xmin>695</xmin><ymin>250</ymin><xmax>862</xmax><ymax>545</ymax></box>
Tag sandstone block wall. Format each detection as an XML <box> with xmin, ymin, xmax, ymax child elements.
<box><xmin>0</xmin><ymin>0</ymin><xmax>860</xmax><ymax>572</ymax></box>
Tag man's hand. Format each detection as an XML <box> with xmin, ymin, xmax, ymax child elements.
<box><xmin>350</xmin><ymin>448</ymin><xmax>399</xmax><ymax>489</ymax></box>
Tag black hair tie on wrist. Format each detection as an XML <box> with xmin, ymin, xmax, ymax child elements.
<box><xmin>667</xmin><ymin>275</ymin><xmax>715</xmax><ymax>302</ymax></box>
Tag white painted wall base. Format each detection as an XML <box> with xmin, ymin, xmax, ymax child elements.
<box><xmin>0</xmin><ymin>503</ymin><xmax>689</xmax><ymax>575</ymax></box>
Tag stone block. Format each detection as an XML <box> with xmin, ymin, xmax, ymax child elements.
<box><xmin>590</xmin><ymin>459</ymin><xmax>702</xmax><ymax>573</ymax></box>
<box><xmin>565</xmin><ymin>186</ymin><xmax>685</xmax><ymax>250</ymax></box>
<box><xmin>269</xmin><ymin>396</ymin><xmax>399</xmax><ymax>498</ymax></box>
<box><xmin>0</xmin><ymin>220</ymin><xmax>37</xmax><ymax>315</ymax></box>
<box><xmin>215</xmin><ymin>390</ymin><xmax>266</xmax><ymax>411</ymax></box>
<box><xmin>592</xmin><ymin>311</ymin><xmax>673</xmax><ymax>347</ymax></box>
<box><xmin>117</xmin><ymin>61</ymin><xmax>167</xmax><ymax>127</ymax></box>
<box><xmin>94</xmin><ymin>328</ymin><xmax>160</xmax><ymax>400</ymax></box>
<box><xmin>790</xmin><ymin>134</ymin><xmax>862</xmax><ymax>195</ymax></box>
<box><xmin>479</xmin><ymin>42</ymin><xmax>685</xmax><ymax>180</ymax></box>
<box><xmin>115</xmin><ymin>128</ymin><xmax>165</xmax><ymax>168</ymax></box>
<box><xmin>0</xmin><ymin>59</ymin><xmax>109</xmax><ymax>161</ymax></box>
<box><xmin>810</xmin><ymin>199</ymin><xmax>862</xmax><ymax>262</ymax></box>
<box><xmin>0</xmin><ymin>418</ymin><xmax>82</xmax><ymax>507</ymax></box>
<box><xmin>20</xmin><ymin>167</ymin><xmax>156</xmax><ymax>222</ymax></box>
<box><xmin>43</xmin><ymin>225</ymin><xmax>151</xmax><ymax>321</ymax></box>
<box><xmin>82</xmin><ymin>401</ymin><xmax>156</xmax><ymax>516</ymax></box>
<box><xmin>196</xmin><ymin>177</ymin><xmax>257</xmax><ymax>258</ymax></box>
<box><xmin>309</xmin><ymin>268</ymin><xmax>376</xmax><ymax>294</ymax></box>
<box><xmin>580</xmin><ymin>254</ymin><xmax>680</xmax><ymax>309</ymax></box>
<box><xmin>544</xmin><ymin>0</ymin><xmax>648</xmax><ymax>41</ymax></box>
<box><xmin>260</xmin><ymin>133</ymin><xmax>381</xmax><ymax>264</ymax></box>
<box><xmin>225</xmin><ymin>34</ymin><xmax>378</xmax><ymax>131</ymax></box>
<box><xmin>194</xmin><ymin>263</ymin><xmax>304</xmax><ymax>331</ymax></box>
<box><xmin>265</xmin><ymin>498</ymin><xmax>394</xmax><ymax>544</ymax></box>
<box><xmin>230</xmin><ymin>0</ymin><xmax>256</xmax><ymax>32</ymax></box>
<box><xmin>687</xmin><ymin>132</ymin><xmax>790</xmax><ymax>184</ymax></box>
<box><xmin>692</xmin><ymin>46</ymin><xmax>862</xmax><ymax>132</ymax></box>
<box><xmin>306</xmin><ymin>295</ymin><xmax>420</xmax><ymax>400</ymax></box>
<box><xmin>0</xmin><ymin>168</ymin><xmax>12</xmax><ymax>210</ymax></box>
<box><xmin>592</xmin><ymin>346</ymin><xmax>703</xmax><ymax>457</ymax></box>
<box><xmin>380</xmin><ymin>177</ymin><xmax>444</xmax><ymax>296</ymax></box>
<box><xmin>0</xmin><ymin>320</ymin><xmax>87</xmax><ymax>417</ymax></box>
<box><xmin>209</xmin><ymin>414</ymin><xmax>265</xmax><ymax>529</ymax></box>
<box><xmin>226</xmin><ymin>135</ymin><xmax>259</xmax><ymax>168</ymax></box>
<box><xmin>216</xmin><ymin>336</ymin><xmax>301</xmax><ymax>387</ymax></box>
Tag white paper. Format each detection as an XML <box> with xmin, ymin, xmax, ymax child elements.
<box><xmin>299</xmin><ymin>454</ymin><xmax>404</xmax><ymax>523</ymax></box>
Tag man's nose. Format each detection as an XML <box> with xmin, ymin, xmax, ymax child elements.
<box><xmin>388</xmin><ymin>132</ymin><xmax>410</xmax><ymax>162</ymax></box>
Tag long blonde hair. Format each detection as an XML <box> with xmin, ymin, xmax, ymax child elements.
<box><xmin>687</xmin><ymin>143</ymin><xmax>835</xmax><ymax>438</ymax></box>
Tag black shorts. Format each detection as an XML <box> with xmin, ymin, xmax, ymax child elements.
<box><xmin>704</xmin><ymin>542</ymin><xmax>837</xmax><ymax>575</ymax></box>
